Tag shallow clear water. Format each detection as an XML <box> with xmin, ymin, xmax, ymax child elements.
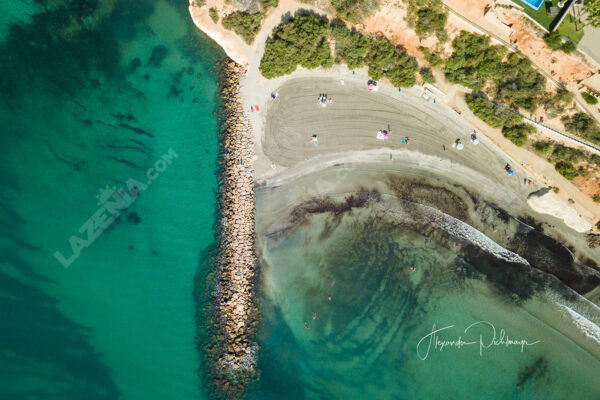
<box><xmin>0</xmin><ymin>1</ymin><xmax>223</xmax><ymax>399</ymax></box>
<box><xmin>253</xmin><ymin>206</ymin><xmax>600</xmax><ymax>399</ymax></box>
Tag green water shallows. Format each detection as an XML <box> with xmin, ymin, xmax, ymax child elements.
<box><xmin>0</xmin><ymin>1</ymin><xmax>224</xmax><ymax>399</ymax></box>
<box><xmin>253</xmin><ymin>207</ymin><xmax>600</xmax><ymax>400</ymax></box>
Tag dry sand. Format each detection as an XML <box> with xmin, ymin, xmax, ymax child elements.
<box><xmin>188</xmin><ymin>0</ymin><xmax>600</xmax><ymax>240</ymax></box>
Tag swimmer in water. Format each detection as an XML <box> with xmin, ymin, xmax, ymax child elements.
<box><xmin>304</xmin><ymin>321</ymin><xmax>310</xmax><ymax>330</ymax></box>
<box><xmin>410</xmin><ymin>266</ymin><xmax>416</xmax><ymax>272</ymax></box>
<box><xmin>313</xmin><ymin>312</ymin><xmax>317</xmax><ymax>320</ymax></box>
<box><xmin>327</xmin><ymin>296</ymin><xmax>332</xmax><ymax>301</ymax></box>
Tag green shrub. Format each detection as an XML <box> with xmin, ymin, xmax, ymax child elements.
<box><xmin>420</xmin><ymin>67</ymin><xmax>435</xmax><ymax>84</ymax></box>
<box><xmin>551</xmin><ymin>145</ymin><xmax>585</xmax><ymax>163</ymax></box>
<box><xmin>416</xmin><ymin>7</ymin><xmax>447</xmax><ymax>36</ymax></box>
<box><xmin>561</xmin><ymin>41</ymin><xmax>576</xmax><ymax>54</ymax></box>
<box><xmin>465</xmin><ymin>94</ymin><xmax>522</xmax><ymax>128</ymax></box>
<box><xmin>260</xmin><ymin>15</ymin><xmax>332</xmax><ymax>78</ymax></box>
<box><xmin>331</xmin><ymin>0</ymin><xmax>380</xmax><ymax>23</ymax></box>
<box><xmin>332</xmin><ymin>24</ymin><xmax>369</xmax><ymax>69</ymax></box>
<box><xmin>555</xmin><ymin>161</ymin><xmax>579</xmax><ymax>179</ymax></box>
<box><xmin>561</xmin><ymin>112</ymin><xmax>600</xmax><ymax>144</ymax></box>
<box><xmin>541</xmin><ymin>89</ymin><xmax>574</xmax><ymax>117</ymax></box>
<box><xmin>420</xmin><ymin>46</ymin><xmax>444</xmax><ymax>67</ymax></box>
<box><xmin>582</xmin><ymin>92</ymin><xmax>598</xmax><ymax>105</ymax></box>
<box><xmin>209</xmin><ymin>7</ymin><xmax>219</xmax><ymax>23</ymax></box>
<box><xmin>446</xmin><ymin>31</ymin><xmax>544</xmax><ymax>112</ymax></box>
<box><xmin>502</xmin><ymin>123</ymin><xmax>535</xmax><ymax>146</ymax></box>
<box><xmin>591</xmin><ymin>154</ymin><xmax>600</xmax><ymax>166</ymax></box>
<box><xmin>594</xmin><ymin>193</ymin><xmax>600</xmax><ymax>203</ymax></box>
<box><xmin>260</xmin><ymin>0</ymin><xmax>279</xmax><ymax>9</ymax></box>
<box><xmin>544</xmin><ymin>31</ymin><xmax>562</xmax><ymax>50</ymax></box>
<box><xmin>365</xmin><ymin>38</ymin><xmax>418</xmax><ymax>87</ymax></box>
<box><xmin>260</xmin><ymin>16</ymin><xmax>418</xmax><ymax>85</ymax></box>
<box><xmin>533</xmin><ymin>140</ymin><xmax>554</xmax><ymax>156</ymax></box>
<box><xmin>222</xmin><ymin>11</ymin><xmax>263</xmax><ymax>44</ymax></box>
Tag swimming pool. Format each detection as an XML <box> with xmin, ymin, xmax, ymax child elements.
<box><xmin>521</xmin><ymin>0</ymin><xmax>544</xmax><ymax>10</ymax></box>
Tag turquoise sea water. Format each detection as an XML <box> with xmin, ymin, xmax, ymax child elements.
<box><xmin>253</xmin><ymin>196</ymin><xmax>600</xmax><ymax>399</ymax></box>
<box><xmin>0</xmin><ymin>1</ymin><xmax>223</xmax><ymax>399</ymax></box>
<box><xmin>3</xmin><ymin>1</ymin><xmax>600</xmax><ymax>399</ymax></box>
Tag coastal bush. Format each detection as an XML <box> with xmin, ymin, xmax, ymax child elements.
<box><xmin>541</xmin><ymin>89</ymin><xmax>574</xmax><ymax>118</ymax></box>
<box><xmin>331</xmin><ymin>0</ymin><xmax>380</xmax><ymax>23</ymax></box>
<box><xmin>544</xmin><ymin>31</ymin><xmax>562</xmax><ymax>50</ymax></box>
<box><xmin>465</xmin><ymin>94</ymin><xmax>522</xmax><ymax>129</ymax></box>
<box><xmin>260</xmin><ymin>15</ymin><xmax>332</xmax><ymax>78</ymax></box>
<box><xmin>332</xmin><ymin>24</ymin><xmax>370</xmax><ymax>69</ymax></box>
<box><xmin>222</xmin><ymin>11</ymin><xmax>263</xmax><ymax>44</ymax></box>
<box><xmin>420</xmin><ymin>46</ymin><xmax>444</xmax><ymax>67</ymax></box>
<box><xmin>551</xmin><ymin>145</ymin><xmax>585</xmax><ymax>163</ymax></box>
<box><xmin>502</xmin><ymin>123</ymin><xmax>535</xmax><ymax>146</ymax></box>
<box><xmin>561</xmin><ymin>112</ymin><xmax>600</xmax><ymax>144</ymax></box>
<box><xmin>532</xmin><ymin>140</ymin><xmax>554</xmax><ymax>156</ymax></box>
<box><xmin>416</xmin><ymin>7</ymin><xmax>447</xmax><ymax>36</ymax></box>
<box><xmin>594</xmin><ymin>194</ymin><xmax>600</xmax><ymax>203</ymax></box>
<box><xmin>420</xmin><ymin>67</ymin><xmax>435</xmax><ymax>84</ymax></box>
<box><xmin>445</xmin><ymin>32</ymin><xmax>505</xmax><ymax>90</ymax></box>
<box><xmin>555</xmin><ymin>161</ymin><xmax>579</xmax><ymax>180</ymax></box>
<box><xmin>561</xmin><ymin>41</ymin><xmax>576</xmax><ymax>54</ymax></box>
<box><xmin>260</xmin><ymin>16</ymin><xmax>418</xmax><ymax>85</ymax></box>
<box><xmin>495</xmin><ymin>52</ymin><xmax>545</xmax><ymax>112</ymax></box>
<box><xmin>446</xmin><ymin>32</ymin><xmax>545</xmax><ymax>112</ymax></box>
<box><xmin>260</xmin><ymin>0</ymin><xmax>279</xmax><ymax>10</ymax></box>
<box><xmin>585</xmin><ymin>0</ymin><xmax>600</xmax><ymax>27</ymax></box>
<box><xmin>582</xmin><ymin>92</ymin><xmax>598</xmax><ymax>105</ymax></box>
<box><xmin>591</xmin><ymin>154</ymin><xmax>600</xmax><ymax>166</ymax></box>
<box><xmin>365</xmin><ymin>38</ymin><xmax>418</xmax><ymax>87</ymax></box>
<box><xmin>209</xmin><ymin>7</ymin><xmax>219</xmax><ymax>23</ymax></box>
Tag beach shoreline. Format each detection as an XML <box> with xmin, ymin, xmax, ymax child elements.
<box><xmin>205</xmin><ymin>59</ymin><xmax>259</xmax><ymax>400</ymax></box>
<box><xmin>188</xmin><ymin>2</ymin><xmax>600</xmax><ymax>396</ymax></box>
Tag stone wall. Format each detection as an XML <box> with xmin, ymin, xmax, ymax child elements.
<box><xmin>210</xmin><ymin>59</ymin><xmax>259</xmax><ymax>399</ymax></box>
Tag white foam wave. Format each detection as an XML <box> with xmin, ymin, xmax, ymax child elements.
<box><xmin>377</xmin><ymin>202</ymin><xmax>529</xmax><ymax>265</ymax></box>
<box><xmin>557</xmin><ymin>303</ymin><xmax>600</xmax><ymax>345</ymax></box>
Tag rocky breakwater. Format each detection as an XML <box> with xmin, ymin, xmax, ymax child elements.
<box><xmin>210</xmin><ymin>59</ymin><xmax>259</xmax><ymax>399</ymax></box>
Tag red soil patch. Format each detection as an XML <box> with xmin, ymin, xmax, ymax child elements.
<box><xmin>503</xmin><ymin>12</ymin><xmax>591</xmax><ymax>85</ymax></box>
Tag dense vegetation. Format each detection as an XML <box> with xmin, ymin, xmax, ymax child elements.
<box><xmin>260</xmin><ymin>15</ymin><xmax>332</xmax><ymax>78</ymax></box>
<box><xmin>501</xmin><ymin>123</ymin><xmax>536</xmax><ymax>147</ymax></box>
<box><xmin>465</xmin><ymin>94</ymin><xmax>537</xmax><ymax>146</ymax></box>
<box><xmin>532</xmin><ymin>140</ymin><xmax>591</xmax><ymax>180</ymax></box>
<box><xmin>364</xmin><ymin>38</ymin><xmax>418</xmax><ymax>87</ymax></box>
<box><xmin>584</xmin><ymin>0</ymin><xmax>600</xmax><ymax>28</ymax></box>
<box><xmin>445</xmin><ymin>32</ymin><xmax>545</xmax><ymax>112</ymax></box>
<box><xmin>420</xmin><ymin>67</ymin><xmax>435</xmax><ymax>84</ymax></box>
<box><xmin>544</xmin><ymin>31</ymin><xmax>576</xmax><ymax>54</ymax></box>
<box><xmin>465</xmin><ymin>94</ymin><xmax>521</xmax><ymax>128</ymax></box>
<box><xmin>407</xmin><ymin>0</ymin><xmax>447</xmax><ymax>40</ymax></box>
<box><xmin>222</xmin><ymin>11</ymin><xmax>263</xmax><ymax>44</ymax></box>
<box><xmin>582</xmin><ymin>92</ymin><xmax>599</xmax><ymax>105</ymax></box>
<box><xmin>331</xmin><ymin>0</ymin><xmax>380</xmax><ymax>23</ymax></box>
<box><xmin>561</xmin><ymin>112</ymin><xmax>600</xmax><ymax>145</ymax></box>
<box><xmin>209</xmin><ymin>7</ymin><xmax>219</xmax><ymax>23</ymax></box>
<box><xmin>260</xmin><ymin>0</ymin><xmax>279</xmax><ymax>9</ymax></box>
<box><xmin>555</xmin><ymin>161</ymin><xmax>579</xmax><ymax>179</ymax></box>
<box><xmin>540</xmin><ymin>89</ymin><xmax>574</xmax><ymax>118</ymax></box>
<box><xmin>260</xmin><ymin>15</ymin><xmax>418</xmax><ymax>86</ymax></box>
<box><xmin>420</xmin><ymin>46</ymin><xmax>444</xmax><ymax>67</ymax></box>
<box><xmin>332</xmin><ymin>24</ymin><xmax>369</xmax><ymax>69</ymax></box>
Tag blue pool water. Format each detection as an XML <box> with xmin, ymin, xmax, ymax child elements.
<box><xmin>521</xmin><ymin>0</ymin><xmax>544</xmax><ymax>10</ymax></box>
